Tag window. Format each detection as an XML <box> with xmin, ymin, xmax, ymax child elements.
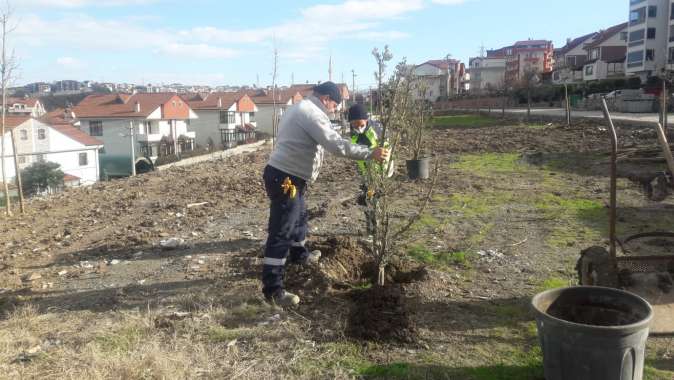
<box><xmin>630</xmin><ymin>0</ymin><xmax>645</xmax><ymax>4</ymax></box>
<box><xmin>670</xmin><ymin>25</ymin><xmax>674</xmax><ymax>42</ymax></box>
<box><xmin>37</xmin><ymin>154</ymin><xmax>45</xmax><ymax>162</ymax></box>
<box><xmin>38</xmin><ymin>129</ymin><xmax>45</xmax><ymax>140</ymax></box>
<box><xmin>630</xmin><ymin>7</ymin><xmax>646</xmax><ymax>25</ymax></box>
<box><xmin>219</xmin><ymin>111</ymin><xmax>235</xmax><ymax>124</ymax></box>
<box><xmin>646</xmin><ymin>49</ymin><xmax>655</xmax><ymax>61</ymax></box>
<box><xmin>628</xmin><ymin>50</ymin><xmax>644</xmax><ymax>68</ymax></box>
<box><xmin>590</xmin><ymin>49</ymin><xmax>599</xmax><ymax>60</ymax></box>
<box><xmin>18</xmin><ymin>156</ymin><xmax>26</xmax><ymax>164</ymax></box>
<box><xmin>630</xmin><ymin>29</ymin><xmax>645</xmax><ymax>42</ymax></box>
<box><xmin>669</xmin><ymin>47</ymin><xmax>674</xmax><ymax>63</ymax></box>
<box><xmin>143</xmin><ymin>121</ymin><xmax>156</xmax><ymax>135</ymax></box>
<box><xmin>250</xmin><ymin>112</ymin><xmax>256</xmax><ymax>123</ymax></box>
<box><xmin>620</xmin><ymin>32</ymin><xmax>628</xmax><ymax>41</ymax></box>
<box><xmin>647</xmin><ymin>28</ymin><xmax>656</xmax><ymax>39</ymax></box>
<box><xmin>89</xmin><ymin>121</ymin><xmax>103</xmax><ymax>136</ymax></box>
<box><xmin>585</xmin><ymin>65</ymin><xmax>594</xmax><ymax>76</ymax></box>
<box><xmin>671</xmin><ymin>3</ymin><xmax>674</xmax><ymax>20</ymax></box>
<box><xmin>19</xmin><ymin>130</ymin><xmax>27</xmax><ymax>140</ymax></box>
<box><xmin>79</xmin><ymin>152</ymin><xmax>88</xmax><ymax>166</ymax></box>
<box><xmin>648</xmin><ymin>5</ymin><xmax>657</xmax><ymax>18</ymax></box>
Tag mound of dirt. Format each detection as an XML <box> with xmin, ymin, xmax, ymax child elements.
<box><xmin>348</xmin><ymin>285</ymin><xmax>418</xmax><ymax>343</ymax></box>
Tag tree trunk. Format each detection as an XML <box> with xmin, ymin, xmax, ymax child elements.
<box><xmin>9</xmin><ymin>129</ymin><xmax>23</xmax><ymax>213</ymax></box>
<box><xmin>377</xmin><ymin>265</ymin><xmax>385</xmax><ymax>287</ymax></box>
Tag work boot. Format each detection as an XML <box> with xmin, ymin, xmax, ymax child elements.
<box><xmin>267</xmin><ymin>290</ymin><xmax>300</xmax><ymax>307</ymax></box>
<box><xmin>290</xmin><ymin>250</ymin><xmax>321</xmax><ymax>266</ymax></box>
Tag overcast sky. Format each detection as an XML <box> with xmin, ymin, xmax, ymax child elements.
<box><xmin>12</xmin><ymin>0</ymin><xmax>628</xmax><ymax>90</ymax></box>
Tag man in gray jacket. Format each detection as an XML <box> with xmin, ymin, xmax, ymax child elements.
<box><xmin>262</xmin><ymin>81</ymin><xmax>388</xmax><ymax>306</ymax></box>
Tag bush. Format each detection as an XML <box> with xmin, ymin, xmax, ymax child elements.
<box><xmin>154</xmin><ymin>154</ymin><xmax>180</xmax><ymax>167</ymax></box>
<box><xmin>21</xmin><ymin>161</ymin><xmax>64</xmax><ymax>196</ymax></box>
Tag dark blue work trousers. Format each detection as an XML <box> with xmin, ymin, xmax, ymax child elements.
<box><xmin>262</xmin><ymin>165</ymin><xmax>310</xmax><ymax>298</ymax></box>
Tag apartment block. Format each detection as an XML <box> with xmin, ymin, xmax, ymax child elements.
<box><xmin>626</xmin><ymin>0</ymin><xmax>672</xmax><ymax>80</ymax></box>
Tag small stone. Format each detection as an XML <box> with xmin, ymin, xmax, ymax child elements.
<box><xmin>23</xmin><ymin>272</ymin><xmax>42</xmax><ymax>282</ymax></box>
<box><xmin>58</xmin><ymin>270</ymin><xmax>68</xmax><ymax>277</ymax></box>
<box><xmin>110</xmin><ymin>259</ymin><xmax>121</xmax><ymax>265</ymax></box>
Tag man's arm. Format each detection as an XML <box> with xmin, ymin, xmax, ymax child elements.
<box><xmin>304</xmin><ymin>113</ymin><xmax>373</xmax><ymax>160</ymax></box>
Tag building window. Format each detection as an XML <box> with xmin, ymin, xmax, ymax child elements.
<box><xmin>630</xmin><ymin>7</ymin><xmax>646</xmax><ymax>25</ymax></box>
<box><xmin>590</xmin><ymin>49</ymin><xmax>599</xmax><ymax>60</ymax></box>
<box><xmin>219</xmin><ymin>111</ymin><xmax>235</xmax><ymax>124</ymax></box>
<box><xmin>38</xmin><ymin>129</ymin><xmax>46</xmax><ymax>140</ymax></box>
<box><xmin>79</xmin><ymin>152</ymin><xmax>88</xmax><ymax>166</ymax></box>
<box><xmin>646</xmin><ymin>49</ymin><xmax>655</xmax><ymax>61</ymax></box>
<box><xmin>627</xmin><ymin>50</ymin><xmax>644</xmax><ymax>68</ymax></box>
<box><xmin>648</xmin><ymin>5</ymin><xmax>657</xmax><ymax>18</ymax></box>
<box><xmin>630</xmin><ymin>29</ymin><xmax>645</xmax><ymax>42</ymax></box>
<box><xmin>18</xmin><ymin>156</ymin><xmax>26</xmax><ymax>164</ymax></box>
<box><xmin>89</xmin><ymin>121</ymin><xmax>103</xmax><ymax>136</ymax></box>
<box><xmin>249</xmin><ymin>112</ymin><xmax>256</xmax><ymax>123</ymax></box>
<box><xmin>671</xmin><ymin>3</ymin><xmax>674</xmax><ymax>20</ymax></box>
<box><xmin>669</xmin><ymin>47</ymin><xmax>674</xmax><ymax>64</ymax></box>
<box><xmin>585</xmin><ymin>65</ymin><xmax>594</xmax><ymax>76</ymax></box>
<box><xmin>620</xmin><ymin>32</ymin><xmax>628</xmax><ymax>41</ymax></box>
<box><xmin>647</xmin><ymin>28</ymin><xmax>656</xmax><ymax>39</ymax></box>
<box><xmin>19</xmin><ymin>129</ymin><xmax>27</xmax><ymax>140</ymax></box>
<box><xmin>37</xmin><ymin>154</ymin><xmax>45</xmax><ymax>162</ymax></box>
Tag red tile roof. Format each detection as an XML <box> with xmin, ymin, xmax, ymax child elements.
<box><xmin>42</xmin><ymin>108</ymin><xmax>77</xmax><ymax>125</ymax></box>
<box><xmin>584</xmin><ymin>22</ymin><xmax>628</xmax><ymax>49</ymax></box>
<box><xmin>556</xmin><ymin>32</ymin><xmax>598</xmax><ymax>56</ymax></box>
<box><xmin>2</xmin><ymin>115</ymin><xmax>31</xmax><ymax>130</ymax></box>
<box><xmin>50</xmin><ymin>123</ymin><xmax>103</xmax><ymax>147</ymax></box>
<box><xmin>63</xmin><ymin>174</ymin><xmax>81</xmax><ymax>182</ymax></box>
<box><xmin>245</xmin><ymin>89</ymin><xmax>303</xmax><ymax>105</ymax></box>
<box><xmin>73</xmin><ymin>93</ymin><xmax>184</xmax><ymax>119</ymax></box>
<box><xmin>7</xmin><ymin>97</ymin><xmax>39</xmax><ymax>107</ymax></box>
<box><xmin>185</xmin><ymin>92</ymin><xmax>251</xmax><ymax>110</ymax></box>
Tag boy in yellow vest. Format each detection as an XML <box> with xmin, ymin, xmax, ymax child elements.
<box><xmin>348</xmin><ymin>104</ymin><xmax>380</xmax><ymax>235</ymax></box>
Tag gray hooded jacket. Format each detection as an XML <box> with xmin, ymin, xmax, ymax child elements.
<box><xmin>268</xmin><ymin>95</ymin><xmax>373</xmax><ymax>182</ymax></box>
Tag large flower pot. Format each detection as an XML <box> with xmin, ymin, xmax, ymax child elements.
<box><xmin>406</xmin><ymin>158</ymin><xmax>430</xmax><ymax>180</ymax></box>
<box><xmin>532</xmin><ymin>286</ymin><xmax>653</xmax><ymax>380</ymax></box>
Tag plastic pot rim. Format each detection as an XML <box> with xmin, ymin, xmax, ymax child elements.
<box><xmin>531</xmin><ymin>286</ymin><xmax>654</xmax><ymax>334</ymax></box>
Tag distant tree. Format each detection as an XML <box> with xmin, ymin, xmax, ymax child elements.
<box><xmin>21</xmin><ymin>161</ymin><xmax>64</xmax><ymax>196</ymax></box>
<box><xmin>519</xmin><ymin>66</ymin><xmax>540</xmax><ymax>120</ymax></box>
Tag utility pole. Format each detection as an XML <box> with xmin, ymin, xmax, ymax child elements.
<box><xmin>328</xmin><ymin>54</ymin><xmax>333</xmax><ymax>82</ymax></box>
<box><xmin>127</xmin><ymin>121</ymin><xmax>136</xmax><ymax>176</ymax></box>
<box><xmin>351</xmin><ymin>70</ymin><xmax>357</xmax><ymax>105</ymax></box>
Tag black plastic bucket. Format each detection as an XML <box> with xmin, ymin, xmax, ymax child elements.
<box><xmin>532</xmin><ymin>286</ymin><xmax>653</xmax><ymax>380</ymax></box>
<box><xmin>406</xmin><ymin>158</ymin><xmax>430</xmax><ymax>180</ymax></box>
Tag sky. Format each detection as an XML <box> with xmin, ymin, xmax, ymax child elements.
<box><xmin>11</xmin><ymin>0</ymin><xmax>629</xmax><ymax>90</ymax></box>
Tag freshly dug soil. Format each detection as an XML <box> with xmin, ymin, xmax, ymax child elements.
<box><xmin>348</xmin><ymin>285</ymin><xmax>418</xmax><ymax>343</ymax></box>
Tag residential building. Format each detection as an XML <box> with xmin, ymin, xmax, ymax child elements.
<box><xmin>553</xmin><ymin>32</ymin><xmax>599</xmax><ymax>84</ymax></box>
<box><xmin>413</xmin><ymin>59</ymin><xmax>466</xmax><ymax>102</ymax></box>
<box><xmin>469</xmin><ymin>48</ymin><xmax>507</xmax><ymax>93</ymax></box>
<box><xmin>245</xmin><ymin>89</ymin><xmax>304</xmax><ymax>136</ymax></box>
<box><xmin>504</xmin><ymin>40</ymin><xmax>554</xmax><ymax>84</ymax></box>
<box><xmin>6</xmin><ymin>97</ymin><xmax>47</xmax><ymax>117</ymax></box>
<box><xmin>185</xmin><ymin>92</ymin><xmax>258</xmax><ymax>149</ymax></box>
<box><xmin>582</xmin><ymin>23</ymin><xmax>629</xmax><ymax>82</ymax></box>
<box><xmin>72</xmin><ymin>93</ymin><xmax>197</xmax><ymax>177</ymax></box>
<box><xmin>0</xmin><ymin>116</ymin><xmax>103</xmax><ymax>187</ymax></box>
<box><xmin>626</xmin><ymin>0</ymin><xmax>670</xmax><ymax>80</ymax></box>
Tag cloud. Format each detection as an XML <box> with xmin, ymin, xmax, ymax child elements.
<box><xmin>430</xmin><ymin>0</ymin><xmax>468</xmax><ymax>4</ymax></box>
<box><xmin>155</xmin><ymin>43</ymin><xmax>238</xmax><ymax>59</ymax></box>
<box><xmin>18</xmin><ymin>0</ymin><xmax>158</xmax><ymax>7</ymax></box>
<box><xmin>56</xmin><ymin>56</ymin><xmax>84</xmax><ymax>68</ymax></box>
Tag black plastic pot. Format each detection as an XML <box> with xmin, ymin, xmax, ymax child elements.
<box><xmin>406</xmin><ymin>158</ymin><xmax>430</xmax><ymax>180</ymax></box>
<box><xmin>532</xmin><ymin>286</ymin><xmax>653</xmax><ymax>380</ymax></box>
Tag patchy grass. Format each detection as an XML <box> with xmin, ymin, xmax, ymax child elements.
<box><xmin>535</xmin><ymin>194</ymin><xmax>607</xmax><ymax>248</ymax></box>
<box><xmin>536</xmin><ymin>277</ymin><xmax>571</xmax><ymax>292</ymax></box>
<box><xmin>450</xmin><ymin>153</ymin><xmax>525</xmax><ymax>176</ymax></box>
<box><xmin>433</xmin><ymin>115</ymin><xmax>498</xmax><ymax>129</ymax></box>
<box><xmin>407</xmin><ymin>244</ymin><xmax>474</xmax><ymax>268</ymax></box>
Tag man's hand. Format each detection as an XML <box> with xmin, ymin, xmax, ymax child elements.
<box><xmin>371</xmin><ymin>147</ymin><xmax>390</xmax><ymax>163</ymax></box>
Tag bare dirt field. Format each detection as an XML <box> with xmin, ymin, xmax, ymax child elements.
<box><xmin>1</xmin><ymin>115</ymin><xmax>673</xmax><ymax>379</ymax></box>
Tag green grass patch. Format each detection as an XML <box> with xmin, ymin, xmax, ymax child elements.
<box><xmin>523</xmin><ymin>123</ymin><xmax>552</xmax><ymax>130</ymax></box>
<box><xmin>433</xmin><ymin>115</ymin><xmax>497</xmax><ymax>128</ymax></box>
<box><xmin>450</xmin><ymin>153</ymin><xmax>525</xmax><ymax>176</ymax></box>
<box><xmin>535</xmin><ymin>194</ymin><xmax>607</xmax><ymax>248</ymax></box>
<box><xmin>94</xmin><ymin>326</ymin><xmax>147</xmax><ymax>353</ymax></box>
<box><xmin>645</xmin><ymin>364</ymin><xmax>674</xmax><ymax>380</ymax></box>
<box><xmin>407</xmin><ymin>244</ymin><xmax>474</xmax><ymax>268</ymax></box>
<box><xmin>537</xmin><ymin>277</ymin><xmax>570</xmax><ymax>292</ymax></box>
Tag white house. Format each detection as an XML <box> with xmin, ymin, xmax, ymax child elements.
<box><xmin>245</xmin><ymin>89</ymin><xmax>303</xmax><ymax>136</ymax></box>
<box><xmin>1</xmin><ymin>116</ymin><xmax>103</xmax><ymax>187</ymax></box>
<box><xmin>552</xmin><ymin>32</ymin><xmax>599</xmax><ymax>84</ymax></box>
<box><xmin>72</xmin><ymin>93</ymin><xmax>198</xmax><ymax>177</ymax></box>
<box><xmin>413</xmin><ymin>60</ymin><xmax>466</xmax><ymax>102</ymax></box>
<box><xmin>184</xmin><ymin>92</ymin><xmax>258</xmax><ymax>149</ymax></box>
<box><xmin>582</xmin><ymin>23</ymin><xmax>628</xmax><ymax>82</ymax></box>
<box><xmin>469</xmin><ymin>52</ymin><xmax>506</xmax><ymax>93</ymax></box>
<box><xmin>7</xmin><ymin>97</ymin><xmax>46</xmax><ymax>118</ymax></box>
